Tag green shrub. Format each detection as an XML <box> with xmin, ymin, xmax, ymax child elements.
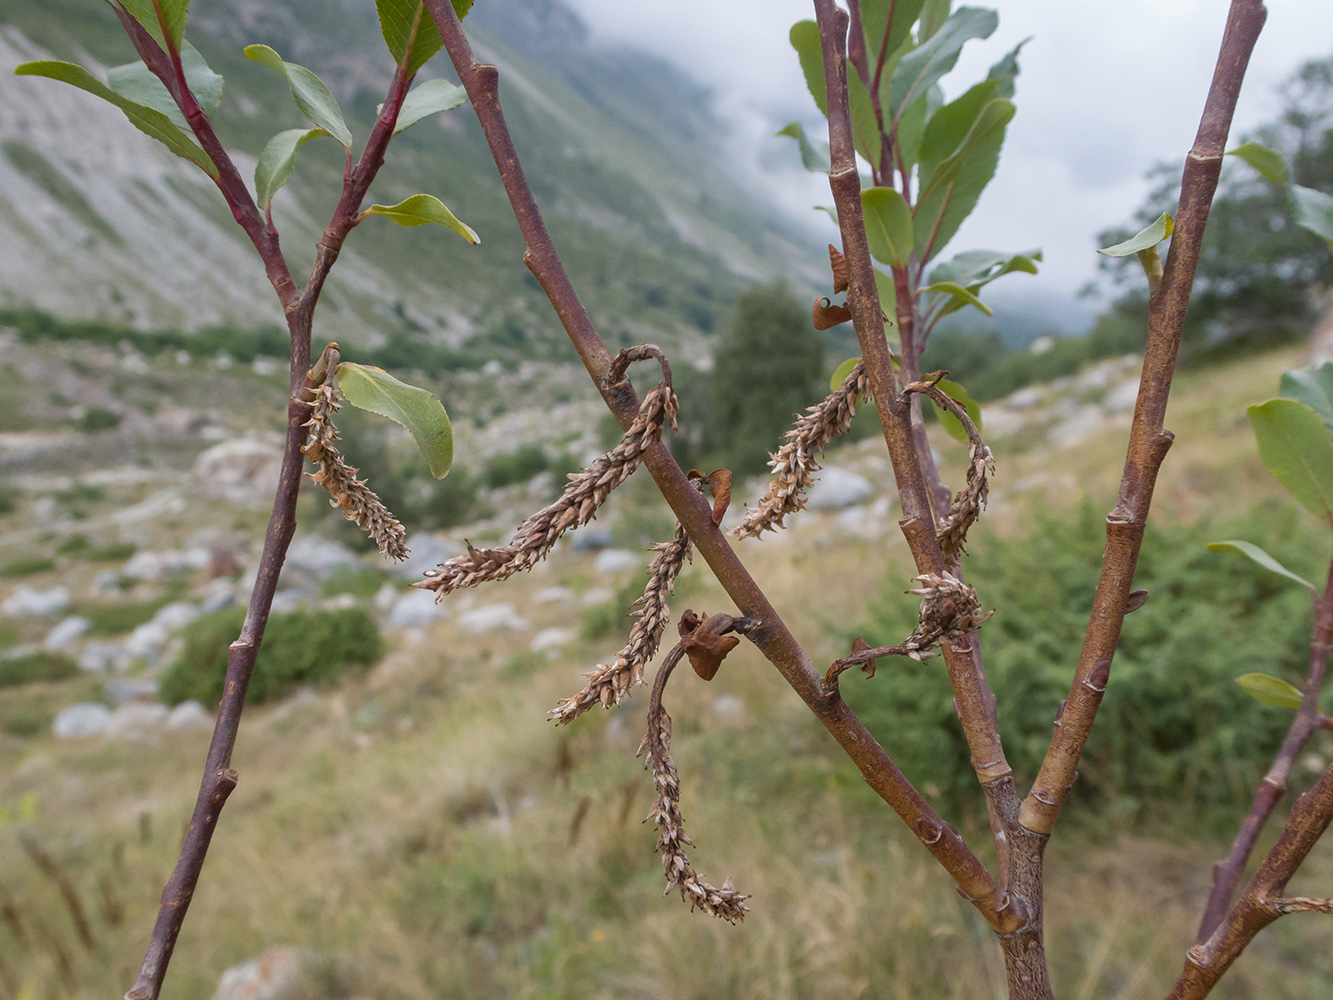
<box><xmin>56</xmin><ymin>534</ymin><xmax>89</xmax><ymax>554</ymax></box>
<box><xmin>81</xmin><ymin>600</ymin><xmax>169</xmax><ymax>636</ymax></box>
<box><xmin>159</xmin><ymin>606</ymin><xmax>383</xmax><ymax>706</ymax></box>
<box><xmin>581</xmin><ymin>577</ymin><xmax>647</xmax><ymax>641</ymax></box>
<box><xmin>844</xmin><ymin>502</ymin><xmax>1314</xmax><ymax>815</ymax></box>
<box><xmin>483</xmin><ymin>444</ymin><xmax>549</xmax><ymax>489</ymax></box>
<box><xmin>80</xmin><ymin>408</ymin><xmax>121</xmax><ymax>432</ymax></box>
<box><xmin>87</xmin><ymin>541</ymin><xmax>139</xmax><ymax>563</ymax></box>
<box><xmin>320</xmin><ymin>564</ymin><xmax>385</xmax><ymax>598</ymax></box>
<box><xmin>0</xmin><ymin>557</ymin><xmax>56</xmax><ymax>578</ymax></box>
<box><xmin>0</xmin><ymin>652</ymin><xmax>79</xmax><ymax>687</ymax></box>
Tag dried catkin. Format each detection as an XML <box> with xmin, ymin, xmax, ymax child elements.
<box><xmin>415</xmin><ymin>378</ymin><xmax>677</xmax><ymax>598</ymax></box>
<box><xmin>733</xmin><ymin>360</ymin><xmax>870</xmax><ymax>539</ymax></box>
<box><xmin>640</xmin><ymin>649</ymin><xmax>749</xmax><ymax>923</ymax></box>
<box><xmin>551</xmin><ymin>523</ymin><xmax>691</xmax><ymax>724</ymax></box>
<box><xmin>302</xmin><ymin>382</ymin><xmax>408</xmax><ymax>561</ymax></box>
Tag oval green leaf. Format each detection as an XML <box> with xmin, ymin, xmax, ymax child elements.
<box><xmin>336</xmin><ymin>362</ymin><xmax>453</xmax><ymax>479</ymax></box>
<box><xmin>887</xmin><ymin>7</ymin><xmax>997</xmax><ymax>119</ymax></box>
<box><xmin>361</xmin><ymin>194</ymin><xmax>480</xmax><ymax>244</ymax></box>
<box><xmin>106</xmin><ymin>42</ymin><xmax>223</xmax><ymax>132</ymax></box>
<box><xmin>255</xmin><ymin>128</ymin><xmax>328</xmax><ymax>209</ymax></box>
<box><xmin>117</xmin><ymin>0</ymin><xmax>190</xmax><ymax>52</ymax></box>
<box><xmin>776</xmin><ymin>120</ymin><xmax>831</xmax><ymax>174</ymax></box>
<box><xmin>1236</xmin><ymin>673</ymin><xmax>1304</xmax><ymax>710</ymax></box>
<box><xmin>1098</xmin><ymin>212</ymin><xmax>1174</xmax><ymax>257</ymax></box>
<box><xmin>1248</xmin><ymin>398</ymin><xmax>1333</xmax><ymax>522</ymax></box>
<box><xmin>921</xmin><ymin>281</ymin><xmax>992</xmax><ymax>317</ymax></box>
<box><xmin>862</xmin><ymin>187</ymin><xmax>914</xmax><ymax>267</ymax></box>
<box><xmin>392</xmin><ymin>78</ymin><xmax>467</xmax><ymax>134</ymax></box>
<box><xmin>1280</xmin><ymin>363</ymin><xmax>1333</xmax><ymax>435</ymax></box>
<box><xmin>935</xmin><ymin>378</ymin><xmax>982</xmax><ymax>444</ymax></box>
<box><xmin>14</xmin><ymin>60</ymin><xmax>217</xmax><ymax>177</ymax></box>
<box><xmin>830</xmin><ymin>356</ymin><xmax>861</xmax><ymax>393</ymax></box>
<box><xmin>1226</xmin><ymin>141</ymin><xmax>1287</xmax><ymax>185</ymax></box>
<box><xmin>376</xmin><ymin>0</ymin><xmax>443</xmax><ymax>76</ymax></box>
<box><xmin>1290</xmin><ymin>184</ymin><xmax>1333</xmax><ymax>247</ymax></box>
<box><xmin>1206</xmin><ymin>540</ymin><xmax>1315</xmax><ymax>591</ymax></box>
<box><xmin>244</xmin><ymin>44</ymin><xmax>352</xmax><ymax>149</ymax></box>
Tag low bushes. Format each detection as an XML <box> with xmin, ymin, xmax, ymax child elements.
<box><xmin>159</xmin><ymin>606</ymin><xmax>383</xmax><ymax>706</ymax></box>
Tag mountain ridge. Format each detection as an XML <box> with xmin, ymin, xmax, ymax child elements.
<box><xmin>0</xmin><ymin>0</ymin><xmax>824</xmax><ymax>355</ymax></box>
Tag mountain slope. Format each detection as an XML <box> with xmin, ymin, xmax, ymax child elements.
<box><xmin>0</xmin><ymin>0</ymin><xmax>822</xmax><ymax>354</ymax></box>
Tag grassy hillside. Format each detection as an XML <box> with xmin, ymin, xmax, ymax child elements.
<box><xmin>0</xmin><ymin>0</ymin><xmax>821</xmax><ymax>354</ymax></box>
<box><xmin>1</xmin><ymin>342</ymin><xmax>1331</xmax><ymax>998</ymax></box>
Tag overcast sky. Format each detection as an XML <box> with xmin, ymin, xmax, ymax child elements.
<box><xmin>563</xmin><ymin>0</ymin><xmax>1331</xmax><ymax>328</ymax></box>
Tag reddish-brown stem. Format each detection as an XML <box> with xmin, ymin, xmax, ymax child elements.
<box><xmin>1019</xmin><ymin>0</ymin><xmax>1268</xmax><ymax>839</ymax></box>
<box><xmin>1195</xmin><ymin>557</ymin><xmax>1333</xmax><ymax>942</ymax></box>
<box><xmin>811</xmin><ymin>0</ymin><xmax>1010</xmax><ymax>795</ymax></box>
<box><xmin>425</xmin><ymin>0</ymin><xmax>1021</xmax><ymax>936</ymax></box>
<box><xmin>1166</xmin><ymin>761</ymin><xmax>1333</xmax><ymax>999</ymax></box>
<box><xmin>123</xmin><ymin>33</ymin><xmax>419</xmax><ymax>1000</ymax></box>
<box><xmin>110</xmin><ymin>5</ymin><xmax>299</xmax><ymax>310</ymax></box>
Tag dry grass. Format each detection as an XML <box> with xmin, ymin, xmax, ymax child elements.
<box><xmin>2</xmin><ymin>344</ymin><xmax>1332</xmax><ymax>998</ymax></box>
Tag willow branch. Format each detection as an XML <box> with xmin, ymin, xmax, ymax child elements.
<box><xmin>1019</xmin><ymin>0</ymin><xmax>1268</xmax><ymax>838</ymax></box>
<box><xmin>810</xmin><ymin>0</ymin><xmax>1011</xmax><ymax>794</ymax></box>
<box><xmin>1196</xmin><ymin>555</ymin><xmax>1333</xmax><ymax>942</ymax></box>
<box><xmin>123</xmin><ymin>35</ymin><xmax>419</xmax><ymax>1000</ymax></box>
<box><xmin>1165</xmin><ymin>761</ymin><xmax>1333</xmax><ymax>1000</ymax></box>
<box><xmin>426</xmin><ymin>0</ymin><xmax>1019</xmax><ymax>934</ymax></box>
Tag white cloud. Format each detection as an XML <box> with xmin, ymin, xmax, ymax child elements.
<box><xmin>564</xmin><ymin>0</ymin><xmax>1332</xmax><ymax>319</ymax></box>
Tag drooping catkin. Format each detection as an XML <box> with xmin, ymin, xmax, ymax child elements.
<box><xmin>414</xmin><ymin>360</ymin><xmax>677</xmax><ymax>599</ymax></box>
<box><xmin>732</xmin><ymin>359</ymin><xmax>869</xmax><ymax>539</ymax></box>
<box><xmin>551</xmin><ymin>523</ymin><xmax>691</xmax><ymax>725</ymax></box>
<box><xmin>639</xmin><ymin>651</ymin><xmax>749</xmax><ymax>923</ymax></box>
<box><xmin>904</xmin><ymin>378</ymin><xmax>994</xmax><ymax>562</ymax></box>
<box><xmin>302</xmin><ymin>382</ymin><xmax>409</xmax><ymax>561</ymax></box>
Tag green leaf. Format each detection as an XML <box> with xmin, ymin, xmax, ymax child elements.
<box><xmin>254</xmin><ymin>128</ymin><xmax>328</xmax><ymax>209</ymax></box>
<box><xmin>106</xmin><ymin>42</ymin><xmax>222</xmax><ymax>132</ymax></box>
<box><xmin>361</xmin><ymin>194</ymin><xmax>480</xmax><ymax>244</ymax></box>
<box><xmin>244</xmin><ymin>44</ymin><xmax>352</xmax><ymax>149</ymax></box>
<box><xmin>918</xmin><ymin>96</ymin><xmax>1014</xmax><ymax>206</ymax></box>
<box><xmin>918</xmin><ymin>78</ymin><xmax>1000</xmax><ymax>176</ymax></box>
<box><xmin>862</xmin><ymin>187</ymin><xmax>914</xmax><ymax>267</ymax></box>
<box><xmin>115</xmin><ymin>0</ymin><xmax>190</xmax><ymax>52</ymax></box>
<box><xmin>375</xmin><ymin>0</ymin><xmax>442</xmax><ymax>77</ymax></box>
<box><xmin>892</xmin><ymin>86</ymin><xmax>941</xmax><ymax>173</ymax></box>
<box><xmin>777</xmin><ymin>121</ymin><xmax>831</xmax><ymax>173</ymax></box>
<box><xmin>920</xmin><ymin>281</ymin><xmax>991</xmax><ymax>317</ymax></box>
<box><xmin>830</xmin><ymin>356</ymin><xmax>861</xmax><ymax>393</ymax></box>
<box><xmin>1206</xmin><ymin>540</ymin><xmax>1315</xmax><ymax>591</ymax></box>
<box><xmin>926</xmin><ymin>249</ymin><xmax>1041</xmax><ymax>311</ymax></box>
<box><xmin>985</xmin><ymin>39</ymin><xmax>1029</xmax><ymax>100</ymax></box>
<box><xmin>1290</xmin><ymin>184</ymin><xmax>1333</xmax><ymax>247</ymax></box>
<box><xmin>1226</xmin><ymin>141</ymin><xmax>1288</xmax><ymax>185</ymax></box>
<box><xmin>848</xmin><ymin>61</ymin><xmax>883</xmax><ymax>170</ymax></box>
<box><xmin>1236</xmin><ymin>673</ymin><xmax>1304</xmax><ymax>710</ymax></box>
<box><xmin>336</xmin><ymin>363</ymin><xmax>453</xmax><ymax>479</ymax></box>
<box><xmin>887</xmin><ymin>6</ymin><xmax>997</xmax><ymax>121</ymax></box>
<box><xmin>1248</xmin><ymin>398</ymin><xmax>1333</xmax><ymax>522</ymax></box>
<box><xmin>918</xmin><ymin>0</ymin><xmax>952</xmax><ymax>41</ymax></box>
<box><xmin>392</xmin><ymin>78</ymin><xmax>467</xmax><ymax>134</ymax></box>
<box><xmin>912</xmin><ymin>97</ymin><xmax>1012</xmax><ymax>261</ymax></box>
<box><xmin>935</xmin><ymin>378</ymin><xmax>981</xmax><ymax>443</ymax></box>
<box><xmin>858</xmin><ymin>0</ymin><xmax>926</xmax><ymax>84</ymax></box>
<box><xmin>1098</xmin><ymin>212</ymin><xmax>1174</xmax><ymax>257</ymax></box>
<box><xmin>873</xmin><ymin>268</ymin><xmax>898</xmax><ymax>324</ymax></box>
<box><xmin>14</xmin><ymin>60</ymin><xmax>217</xmax><ymax>177</ymax></box>
<box><xmin>1280</xmin><ymin>363</ymin><xmax>1333</xmax><ymax>435</ymax></box>
<box><xmin>790</xmin><ymin>21</ymin><xmax>828</xmax><ymax>118</ymax></box>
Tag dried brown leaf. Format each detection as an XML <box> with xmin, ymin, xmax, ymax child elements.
<box><xmin>828</xmin><ymin>243</ymin><xmax>848</xmax><ymax>293</ymax></box>
<box><xmin>812</xmin><ymin>296</ymin><xmax>852</xmax><ymax>330</ymax></box>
